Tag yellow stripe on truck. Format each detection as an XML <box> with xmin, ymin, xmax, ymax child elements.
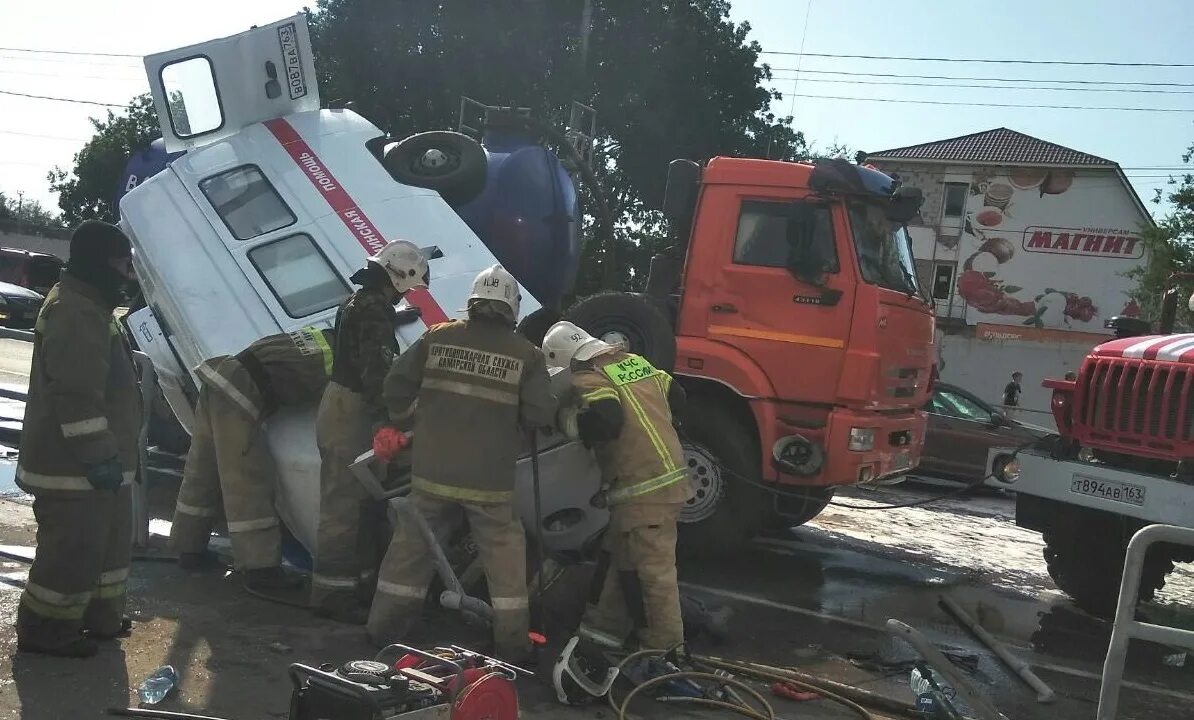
<box><xmin>709</xmin><ymin>325</ymin><xmax>844</xmax><ymax>349</ymax></box>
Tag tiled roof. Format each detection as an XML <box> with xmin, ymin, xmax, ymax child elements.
<box><xmin>867</xmin><ymin>128</ymin><xmax>1115</xmax><ymax>166</ymax></box>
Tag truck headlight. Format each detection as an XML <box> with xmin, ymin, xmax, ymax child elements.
<box><xmin>848</xmin><ymin>428</ymin><xmax>875</xmax><ymax>452</ymax></box>
<box><xmin>994</xmin><ymin>455</ymin><xmax>1021</xmax><ymax>484</ymax></box>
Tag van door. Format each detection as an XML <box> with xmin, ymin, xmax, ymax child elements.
<box><xmin>694</xmin><ymin>192</ymin><xmax>856</xmax><ymax>405</ymax></box>
<box><xmin>144</xmin><ymin>14</ymin><xmax>320</xmax><ymax>152</ymax></box>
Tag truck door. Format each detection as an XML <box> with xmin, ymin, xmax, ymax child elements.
<box><xmin>143</xmin><ymin>14</ymin><xmax>320</xmax><ymax>152</ymax></box>
<box><xmin>694</xmin><ymin>193</ymin><xmax>855</xmax><ymax>404</ymax></box>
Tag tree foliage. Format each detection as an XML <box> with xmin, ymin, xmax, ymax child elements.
<box><xmin>1125</xmin><ymin>141</ymin><xmax>1194</xmax><ymax>328</ymax></box>
<box><xmin>311</xmin><ymin>0</ymin><xmax>807</xmax><ymax>290</ymax></box>
<box><xmin>48</xmin><ymin>94</ymin><xmax>160</xmax><ymax>226</ymax></box>
<box><xmin>0</xmin><ymin>192</ymin><xmax>61</xmax><ymax>229</ymax></box>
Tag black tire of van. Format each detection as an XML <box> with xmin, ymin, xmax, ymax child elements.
<box><xmin>564</xmin><ymin>293</ymin><xmax>676</xmax><ymax>371</ymax></box>
<box><xmin>516</xmin><ymin>307</ymin><xmax>562</xmax><ymax>347</ymax></box>
<box><xmin>677</xmin><ymin>395</ymin><xmax>768</xmax><ymax>559</ymax></box>
<box><xmin>382</xmin><ymin>131</ymin><xmax>488</xmax><ymax>207</ymax></box>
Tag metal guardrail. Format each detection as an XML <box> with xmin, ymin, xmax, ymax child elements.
<box><xmin>1097</xmin><ymin>524</ymin><xmax>1194</xmax><ymax>719</ymax></box>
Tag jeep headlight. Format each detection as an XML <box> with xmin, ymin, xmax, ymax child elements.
<box><xmin>848</xmin><ymin>427</ymin><xmax>875</xmax><ymax>452</ymax></box>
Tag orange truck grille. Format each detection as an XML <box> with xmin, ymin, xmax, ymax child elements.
<box><xmin>1075</xmin><ymin>357</ymin><xmax>1194</xmax><ymax>458</ymax></box>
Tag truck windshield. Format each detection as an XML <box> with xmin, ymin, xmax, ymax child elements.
<box><xmin>847</xmin><ymin>200</ymin><xmax>920</xmax><ymax>295</ymax></box>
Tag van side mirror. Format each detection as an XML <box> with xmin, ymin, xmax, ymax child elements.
<box><xmin>662</xmin><ymin>159</ymin><xmax>701</xmax><ymax>229</ymax></box>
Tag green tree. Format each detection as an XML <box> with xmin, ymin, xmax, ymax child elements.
<box><xmin>311</xmin><ymin>0</ymin><xmax>807</xmax><ymax>291</ymax></box>
<box><xmin>1125</xmin><ymin>141</ymin><xmax>1194</xmax><ymax>328</ymax></box>
<box><xmin>0</xmin><ymin>192</ymin><xmax>62</xmax><ymax>229</ymax></box>
<box><xmin>48</xmin><ymin>94</ymin><xmax>161</xmax><ymax>226</ymax></box>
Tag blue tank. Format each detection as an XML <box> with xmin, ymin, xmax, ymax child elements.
<box><xmin>116</xmin><ymin>138</ymin><xmax>185</xmax><ymax>213</ymax></box>
<box><xmin>454</xmin><ymin>129</ymin><xmax>580</xmax><ymax>309</ymax></box>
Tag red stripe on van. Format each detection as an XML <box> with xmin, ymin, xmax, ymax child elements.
<box><xmin>263</xmin><ymin>117</ymin><xmax>449</xmax><ymax>326</ymax></box>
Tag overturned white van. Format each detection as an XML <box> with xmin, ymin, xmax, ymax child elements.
<box><xmin>120</xmin><ymin>15</ymin><xmax>606</xmax><ymax>557</ymax></box>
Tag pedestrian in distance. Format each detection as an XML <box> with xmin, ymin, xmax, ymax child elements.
<box><xmin>15</xmin><ymin>220</ymin><xmax>142</xmax><ymax>658</ymax></box>
<box><xmin>542</xmin><ymin>321</ymin><xmax>692</xmax><ymax>656</ymax></box>
<box><xmin>1003</xmin><ymin>371</ymin><xmax>1023</xmax><ymax>419</ymax></box>
<box><xmin>170</xmin><ymin>325</ymin><xmax>336</xmax><ymax>590</ymax></box>
<box><xmin>310</xmin><ymin>240</ymin><xmax>429</xmax><ymax>624</ymax></box>
<box><xmin>366</xmin><ymin>265</ymin><xmax>555</xmax><ymax>663</ymax></box>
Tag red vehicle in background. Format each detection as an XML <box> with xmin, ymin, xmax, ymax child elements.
<box><xmin>564</xmin><ymin>158</ymin><xmax>936</xmax><ymax>552</ymax></box>
<box><xmin>0</xmin><ymin>247</ymin><xmax>63</xmax><ymax>296</ymax></box>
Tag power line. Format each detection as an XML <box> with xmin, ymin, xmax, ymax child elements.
<box><xmin>768</xmin><ymin>75</ymin><xmax>1194</xmax><ymax>95</ymax></box>
<box><xmin>0</xmin><ymin>46</ymin><xmax>140</xmax><ymax>59</ymax></box>
<box><xmin>786</xmin><ymin>92</ymin><xmax>1194</xmax><ymax>113</ymax></box>
<box><xmin>764</xmin><ymin>68</ymin><xmax>1194</xmax><ymax>88</ymax></box>
<box><xmin>0</xmin><ymin>89</ymin><xmax>127</xmax><ymax>108</ymax></box>
<box><xmin>0</xmin><ymin>68</ymin><xmax>146</xmax><ymax>82</ymax></box>
<box><xmin>759</xmin><ymin>50</ymin><xmax>1194</xmax><ymax>68</ymax></box>
<box><xmin>0</xmin><ymin>52</ymin><xmax>141</xmax><ymax>68</ymax></box>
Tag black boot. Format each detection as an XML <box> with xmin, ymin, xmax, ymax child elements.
<box><xmin>18</xmin><ymin>636</ymin><xmax>99</xmax><ymax>658</ymax></box>
<box><xmin>243</xmin><ymin>567</ymin><xmax>305</xmax><ymax>592</ymax></box>
<box><xmin>83</xmin><ymin>617</ymin><xmax>133</xmax><ymax>640</ymax></box>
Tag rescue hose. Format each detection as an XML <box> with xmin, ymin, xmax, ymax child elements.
<box><xmin>608</xmin><ymin>649</ymin><xmax>775</xmax><ymax>720</ymax></box>
<box><xmin>107</xmin><ymin>708</ymin><xmax>235</xmax><ymax>720</ymax></box>
<box><xmin>694</xmin><ymin>656</ymin><xmax>877</xmax><ymax>720</ymax></box>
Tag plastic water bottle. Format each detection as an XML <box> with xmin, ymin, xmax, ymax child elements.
<box><xmin>138</xmin><ymin>665</ymin><xmax>179</xmax><ymax>705</ymax></box>
<box><xmin>909</xmin><ymin>665</ymin><xmax>948</xmax><ymax>696</ymax></box>
<box><xmin>910</xmin><ymin>665</ymin><xmax>957</xmax><ymax>718</ymax></box>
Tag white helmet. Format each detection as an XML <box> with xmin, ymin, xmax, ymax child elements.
<box><xmin>468</xmin><ymin>264</ymin><xmax>521</xmax><ymax>317</ymax></box>
<box><xmin>542</xmin><ymin>321</ymin><xmax>616</xmax><ymax>369</ymax></box>
<box><xmin>370</xmin><ymin>240</ymin><xmax>429</xmax><ymax>294</ymax></box>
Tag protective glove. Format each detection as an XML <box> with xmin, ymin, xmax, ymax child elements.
<box><xmin>372</xmin><ymin>425</ymin><xmax>409</xmax><ymax>464</ymax></box>
<box><xmin>556</xmin><ymin>406</ymin><xmax>580</xmax><ymax>441</ymax></box>
<box><xmin>86</xmin><ymin>458</ymin><xmax>124</xmax><ymax>492</ymax></box>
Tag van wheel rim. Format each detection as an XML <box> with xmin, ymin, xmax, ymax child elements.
<box><xmin>681</xmin><ymin>443</ymin><xmax>724</xmax><ymax>523</ymax></box>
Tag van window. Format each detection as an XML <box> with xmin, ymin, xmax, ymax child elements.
<box><xmin>733</xmin><ymin>200</ymin><xmax>838</xmax><ymax>271</ymax></box>
<box><xmin>248</xmin><ymin>234</ymin><xmax>350</xmax><ymax>318</ymax></box>
<box><xmin>200</xmin><ymin>166</ymin><xmax>296</xmax><ymax>240</ymax></box>
<box><xmin>159</xmin><ymin>56</ymin><xmax>223</xmax><ymax>138</ymax></box>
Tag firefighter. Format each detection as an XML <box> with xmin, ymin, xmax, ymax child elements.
<box><xmin>311</xmin><ymin>240</ymin><xmax>429</xmax><ymax>623</ymax></box>
<box><xmin>15</xmin><ymin>220</ymin><xmax>142</xmax><ymax>658</ymax></box>
<box><xmin>542</xmin><ymin>321</ymin><xmax>692</xmax><ymax>652</ymax></box>
<box><xmin>366</xmin><ymin>265</ymin><xmax>555</xmax><ymax>661</ymax></box>
<box><xmin>169</xmin><ymin>325</ymin><xmax>335</xmax><ymax>589</ymax></box>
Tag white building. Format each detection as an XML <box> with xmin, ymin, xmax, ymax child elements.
<box><xmin>866</xmin><ymin>128</ymin><xmax>1155</xmax><ymax>425</ymax></box>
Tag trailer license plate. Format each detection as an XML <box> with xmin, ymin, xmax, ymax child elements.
<box><xmin>1070</xmin><ymin>475</ymin><xmax>1146</xmax><ymax>506</ymax></box>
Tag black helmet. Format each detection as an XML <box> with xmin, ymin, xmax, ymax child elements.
<box><xmin>70</xmin><ymin>220</ymin><xmax>131</xmax><ymax>267</ymax></box>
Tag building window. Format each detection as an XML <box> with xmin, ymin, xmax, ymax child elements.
<box><xmin>733</xmin><ymin>200</ymin><xmax>838</xmax><ymax>272</ymax></box>
<box><xmin>200</xmin><ymin>165</ymin><xmax>296</xmax><ymax>241</ymax></box>
<box><xmin>248</xmin><ymin>234</ymin><xmax>350</xmax><ymax>318</ymax></box>
<box><xmin>931</xmin><ymin>263</ymin><xmax>955</xmax><ymax>301</ymax></box>
<box><xmin>942</xmin><ymin>183</ymin><xmax>968</xmax><ymax>218</ymax></box>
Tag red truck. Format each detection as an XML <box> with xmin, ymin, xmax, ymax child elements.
<box><xmin>987</xmin><ymin>283</ymin><xmax>1194</xmax><ymax>615</ymax></box>
<box><xmin>561</xmin><ymin>157</ymin><xmax>936</xmax><ymax>552</ymax></box>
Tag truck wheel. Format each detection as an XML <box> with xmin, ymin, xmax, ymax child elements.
<box><xmin>766</xmin><ymin>487</ymin><xmax>835</xmax><ymax>531</ymax></box>
<box><xmin>565</xmin><ymin>293</ymin><xmax>676</xmax><ymax>370</ymax></box>
<box><xmin>516</xmin><ymin>307</ymin><xmax>561</xmax><ymax>347</ymax></box>
<box><xmin>677</xmin><ymin>396</ymin><xmax>767</xmax><ymax>558</ymax></box>
<box><xmin>1042</xmin><ymin>507</ymin><xmax>1173</xmax><ymax>617</ymax></box>
<box><xmin>382</xmin><ymin>131</ymin><xmax>488</xmax><ymax>207</ymax></box>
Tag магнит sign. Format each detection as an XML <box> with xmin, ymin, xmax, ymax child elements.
<box><xmin>1022</xmin><ymin>227</ymin><xmax>1143</xmax><ymax>259</ymax></box>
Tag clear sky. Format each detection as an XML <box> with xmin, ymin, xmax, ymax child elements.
<box><xmin>1</xmin><ymin>0</ymin><xmax>1191</xmax><ymax>218</ymax></box>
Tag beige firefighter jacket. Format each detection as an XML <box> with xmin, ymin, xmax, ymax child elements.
<box><xmin>570</xmin><ymin>351</ymin><xmax>692</xmax><ymax>517</ymax></box>
<box><xmin>383</xmin><ymin>317</ymin><xmax>556</xmax><ymax>503</ymax></box>
<box><xmin>17</xmin><ymin>275</ymin><xmax>143</xmax><ymax>493</ymax></box>
<box><xmin>193</xmin><ymin>326</ymin><xmax>334</xmax><ymax>420</ymax></box>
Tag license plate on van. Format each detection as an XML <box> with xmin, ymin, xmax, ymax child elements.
<box><xmin>1070</xmin><ymin>474</ymin><xmax>1146</xmax><ymax>506</ymax></box>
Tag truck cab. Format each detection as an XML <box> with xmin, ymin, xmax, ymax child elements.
<box><xmin>120</xmin><ymin>15</ymin><xmax>605</xmax><ymax>556</ymax></box>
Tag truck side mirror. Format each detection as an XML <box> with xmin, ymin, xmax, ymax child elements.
<box><xmin>662</xmin><ymin>160</ymin><xmax>701</xmax><ymax>230</ymax></box>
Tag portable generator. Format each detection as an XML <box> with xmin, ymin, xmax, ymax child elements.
<box><xmin>287</xmin><ymin>644</ymin><xmax>523</xmax><ymax>720</ymax></box>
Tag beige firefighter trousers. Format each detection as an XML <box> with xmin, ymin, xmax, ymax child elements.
<box><xmin>170</xmin><ymin>386</ymin><xmax>281</xmax><ymax>570</ymax></box>
<box><xmin>367</xmin><ymin>491</ymin><xmax>530</xmax><ymax>657</ymax></box>
<box><xmin>17</xmin><ymin>484</ymin><xmax>132</xmax><ymax>649</ymax></box>
<box><xmin>311</xmin><ymin>381</ymin><xmax>374</xmax><ymax>606</ymax></box>
<box><xmin>579</xmin><ymin>504</ymin><xmax>684</xmax><ymax>650</ymax></box>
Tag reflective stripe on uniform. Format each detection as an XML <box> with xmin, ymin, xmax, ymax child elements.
<box><xmin>227</xmin><ymin>516</ymin><xmax>279</xmax><ymax>533</ymax></box>
<box><xmin>581</xmin><ymin>388</ymin><xmax>620</xmax><ymax>404</ymax></box>
<box><xmin>578</xmin><ymin>624</ymin><xmax>625</xmax><ymax>649</ymax></box>
<box><xmin>307</xmin><ymin>326</ymin><xmax>335</xmax><ymax>376</ymax></box>
<box><xmin>312</xmin><ymin>574</ymin><xmax>358</xmax><ymax>589</ymax></box>
<box><xmin>375</xmin><ymin>580</ymin><xmax>426</xmax><ymax>600</ymax></box>
<box><xmin>16</xmin><ymin>467</ymin><xmax>134</xmax><ymax>492</ymax></box>
<box><xmin>96</xmin><ymin>567</ymin><xmax>130</xmax><ymax>601</ymax></box>
<box><xmin>412</xmin><ymin>476</ymin><xmax>514</xmax><ymax>503</ymax></box>
<box><xmin>423</xmin><ymin>377</ymin><xmax>518</xmax><ymax>405</ymax></box>
<box><xmin>195</xmin><ymin>363</ymin><xmax>260</xmax><ymax>419</ymax></box>
<box><xmin>175</xmin><ymin>501</ymin><xmax>218</xmax><ymax>518</ymax></box>
<box><xmin>60</xmin><ymin>416</ymin><xmax>109</xmax><ymax>438</ymax></box>
<box><xmin>26</xmin><ymin>581</ymin><xmax>92</xmax><ymax>607</ymax></box>
<box><xmin>607</xmin><ymin>466</ymin><xmax>689</xmax><ymax>504</ymax></box>
<box><xmin>622</xmin><ymin>387</ymin><xmax>679</xmax><ymax>474</ymax></box>
<box><xmin>490</xmin><ymin>596</ymin><xmax>529</xmax><ymax>611</ymax></box>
